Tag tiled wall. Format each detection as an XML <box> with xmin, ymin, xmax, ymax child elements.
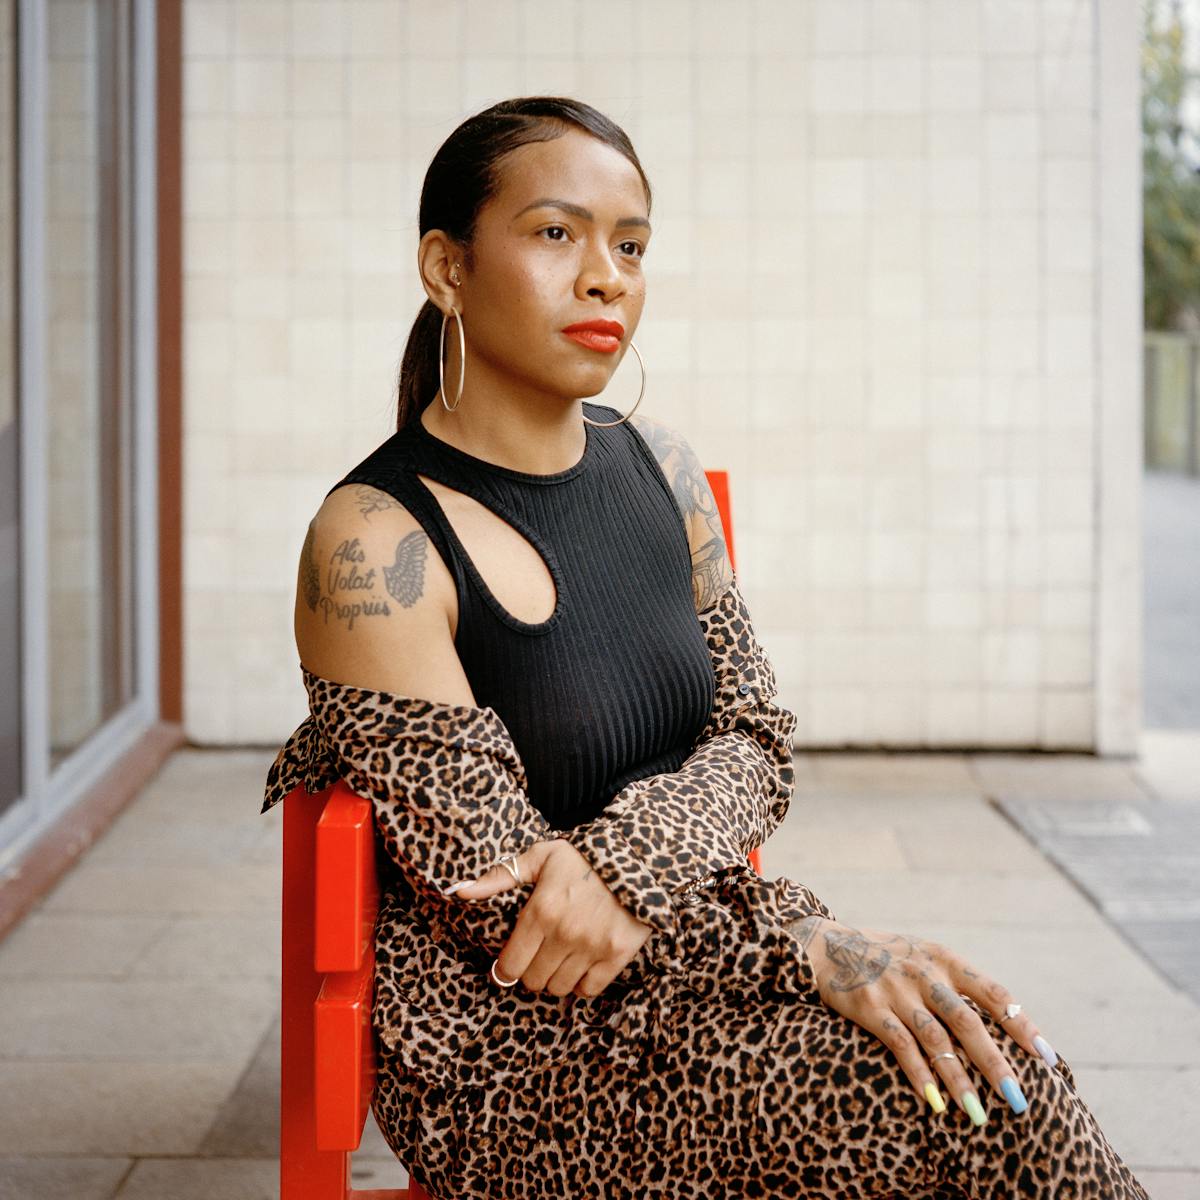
<box><xmin>182</xmin><ymin>0</ymin><xmax>1139</xmax><ymax>751</ymax></box>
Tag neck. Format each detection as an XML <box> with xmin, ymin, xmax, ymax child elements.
<box><xmin>419</xmin><ymin>382</ymin><xmax>588</xmax><ymax>476</ymax></box>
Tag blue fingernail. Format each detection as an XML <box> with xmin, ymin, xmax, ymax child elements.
<box><xmin>1000</xmin><ymin>1076</ymin><xmax>1028</xmax><ymax>1114</ymax></box>
<box><xmin>1033</xmin><ymin>1035</ymin><xmax>1058</xmax><ymax>1067</ymax></box>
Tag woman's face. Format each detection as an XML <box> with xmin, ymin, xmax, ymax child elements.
<box><xmin>438</xmin><ymin>126</ymin><xmax>651</xmax><ymax>406</ymax></box>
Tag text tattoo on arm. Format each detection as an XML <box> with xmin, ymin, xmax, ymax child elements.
<box><xmin>302</xmin><ymin>525</ymin><xmax>431</xmax><ymax>630</ymax></box>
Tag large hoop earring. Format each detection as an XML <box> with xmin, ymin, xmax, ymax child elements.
<box><xmin>582</xmin><ymin>340</ymin><xmax>646</xmax><ymax>427</ymax></box>
<box><xmin>439</xmin><ymin>308</ymin><xmax>465</xmax><ymax>412</ymax></box>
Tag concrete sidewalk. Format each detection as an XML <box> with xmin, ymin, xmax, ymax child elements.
<box><xmin>0</xmin><ymin>743</ymin><xmax>1194</xmax><ymax>1199</ymax></box>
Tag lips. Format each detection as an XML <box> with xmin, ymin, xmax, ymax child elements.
<box><xmin>562</xmin><ymin>318</ymin><xmax>624</xmax><ymax>354</ymax></box>
<box><xmin>562</xmin><ymin>319</ymin><xmax>624</xmax><ymax>338</ymax></box>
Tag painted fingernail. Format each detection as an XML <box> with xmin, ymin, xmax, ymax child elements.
<box><xmin>961</xmin><ymin>1090</ymin><xmax>987</xmax><ymax>1126</ymax></box>
<box><xmin>1033</xmin><ymin>1035</ymin><xmax>1058</xmax><ymax>1067</ymax></box>
<box><xmin>1000</xmin><ymin>1076</ymin><xmax>1028</xmax><ymax>1115</ymax></box>
<box><xmin>442</xmin><ymin>880</ymin><xmax>470</xmax><ymax>896</ymax></box>
<box><xmin>924</xmin><ymin>1082</ymin><xmax>946</xmax><ymax>1114</ymax></box>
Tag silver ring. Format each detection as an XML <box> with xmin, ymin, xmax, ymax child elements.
<box><xmin>930</xmin><ymin>1050</ymin><xmax>967</xmax><ymax>1068</ymax></box>
<box><xmin>999</xmin><ymin>1002</ymin><xmax>1022</xmax><ymax>1023</ymax></box>
<box><xmin>498</xmin><ymin>855</ymin><xmax>522</xmax><ymax>885</ymax></box>
<box><xmin>490</xmin><ymin>959</ymin><xmax>519</xmax><ymax>988</ymax></box>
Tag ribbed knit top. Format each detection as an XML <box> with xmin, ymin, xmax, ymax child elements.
<box><xmin>326</xmin><ymin>400</ymin><xmax>717</xmax><ymax>830</ymax></box>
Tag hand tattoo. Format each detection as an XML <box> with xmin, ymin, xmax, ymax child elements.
<box><xmin>823</xmin><ymin>928</ymin><xmax>891</xmax><ymax>993</ymax></box>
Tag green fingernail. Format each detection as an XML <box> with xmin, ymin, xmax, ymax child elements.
<box><xmin>961</xmin><ymin>1090</ymin><xmax>987</xmax><ymax>1126</ymax></box>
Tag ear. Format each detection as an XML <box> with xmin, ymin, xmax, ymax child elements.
<box><xmin>417</xmin><ymin>229</ymin><xmax>464</xmax><ymax>315</ymax></box>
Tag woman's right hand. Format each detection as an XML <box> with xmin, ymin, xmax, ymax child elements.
<box><xmin>444</xmin><ymin>838</ymin><xmax>655</xmax><ymax>999</ymax></box>
<box><xmin>788</xmin><ymin>914</ymin><xmax>1054</xmax><ymax>1125</ymax></box>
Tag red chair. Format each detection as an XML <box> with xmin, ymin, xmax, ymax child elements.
<box><xmin>278</xmin><ymin>470</ymin><xmax>756</xmax><ymax>1198</ymax></box>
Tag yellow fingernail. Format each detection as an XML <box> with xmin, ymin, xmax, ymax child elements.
<box><xmin>924</xmin><ymin>1082</ymin><xmax>946</xmax><ymax>1114</ymax></box>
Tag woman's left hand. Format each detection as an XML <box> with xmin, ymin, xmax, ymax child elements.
<box><xmin>788</xmin><ymin>915</ymin><xmax>1058</xmax><ymax>1124</ymax></box>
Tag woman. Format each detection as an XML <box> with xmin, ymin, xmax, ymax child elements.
<box><xmin>262</xmin><ymin>97</ymin><xmax>1149</xmax><ymax>1200</ymax></box>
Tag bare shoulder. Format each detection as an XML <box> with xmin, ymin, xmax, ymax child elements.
<box><xmin>627</xmin><ymin>411</ymin><xmax>734</xmax><ymax>612</ymax></box>
<box><xmin>294</xmin><ymin>482</ymin><xmax>476</xmax><ymax>704</ymax></box>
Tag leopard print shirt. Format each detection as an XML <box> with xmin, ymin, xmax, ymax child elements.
<box><xmin>262</xmin><ymin>574</ymin><xmax>831</xmax><ymax>1067</ymax></box>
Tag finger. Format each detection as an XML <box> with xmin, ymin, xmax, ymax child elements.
<box><xmin>446</xmin><ymin>844</ymin><xmax>546</xmax><ymax>900</ymax></box>
<box><xmin>905</xmin><ymin>1005</ymin><xmax>981</xmax><ymax>1123</ymax></box>
<box><xmin>516</xmin><ymin>935</ymin><xmax>575</xmax><ymax>994</ymax></box>
<box><xmin>926</xmin><ymin>979</ymin><xmax>1028</xmax><ymax>1120</ymax></box>
<box><xmin>865</xmin><ymin>1008</ymin><xmax>950</xmax><ymax>1115</ymax></box>
<box><xmin>952</xmin><ymin>961</ymin><xmax>1059</xmax><ymax>1069</ymax></box>
<box><xmin>573</xmin><ymin>960</ymin><xmax>616</xmax><ymax>999</ymax></box>
<box><xmin>492</xmin><ymin>921</ymin><xmax>545</xmax><ymax>990</ymax></box>
<box><xmin>544</xmin><ymin>952</ymin><xmax>596</xmax><ymax>998</ymax></box>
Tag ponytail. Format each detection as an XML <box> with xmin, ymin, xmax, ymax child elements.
<box><xmin>396</xmin><ymin>298</ymin><xmax>445</xmax><ymax>431</ymax></box>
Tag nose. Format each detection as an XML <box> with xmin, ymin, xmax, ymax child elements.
<box><xmin>577</xmin><ymin>237</ymin><xmax>624</xmax><ymax>302</ymax></box>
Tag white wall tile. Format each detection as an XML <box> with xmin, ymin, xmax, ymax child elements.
<box><xmin>181</xmin><ymin>0</ymin><xmax>1128</xmax><ymax>754</ymax></box>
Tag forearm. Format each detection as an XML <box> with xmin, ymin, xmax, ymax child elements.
<box><xmin>263</xmin><ymin>671</ymin><xmax>563</xmax><ymax>961</ymax></box>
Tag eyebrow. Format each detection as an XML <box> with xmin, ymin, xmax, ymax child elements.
<box><xmin>512</xmin><ymin>197</ymin><xmax>651</xmax><ymax>232</ymax></box>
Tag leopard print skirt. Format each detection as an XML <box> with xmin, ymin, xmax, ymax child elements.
<box><xmin>367</xmin><ymin>871</ymin><xmax>1151</xmax><ymax>1200</ymax></box>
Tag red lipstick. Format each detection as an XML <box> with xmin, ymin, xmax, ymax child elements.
<box><xmin>562</xmin><ymin>318</ymin><xmax>624</xmax><ymax>354</ymax></box>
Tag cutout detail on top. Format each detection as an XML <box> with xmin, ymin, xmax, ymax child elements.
<box><xmin>415</xmin><ymin>473</ymin><xmax>560</xmax><ymax>629</ymax></box>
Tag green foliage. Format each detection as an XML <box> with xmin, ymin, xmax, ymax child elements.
<box><xmin>1143</xmin><ymin>0</ymin><xmax>1200</xmax><ymax>330</ymax></box>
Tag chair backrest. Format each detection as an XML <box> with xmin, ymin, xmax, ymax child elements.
<box><xmin>280</xmin><ymin>778</ymin><xmax>426</xmax><ymax>1199</ymax></box>
<box><xmin>278</xmin><ymin>468</ymin><xmax>750</xmax><ymax>1198</ymax></box>
<box><xmin>705</xmin><ymin>471</ymin><xmax>761</xmax><ymax>878</ymax></box>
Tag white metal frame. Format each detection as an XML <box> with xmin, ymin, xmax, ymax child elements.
<box><xmin>0</xmin><ymin>0</ymin><xmax>159</xmax><ymax>873</ymax></box>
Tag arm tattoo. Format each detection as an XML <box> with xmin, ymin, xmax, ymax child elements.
<box><xmin>354</xmin><ymin>484</ymin><xmax>404</xmax><ymax>520</ymax></box>
<box><xmin>382</xmin><ymin>530</ymin><xmax>428</xmax><ymax>608</ymax></box>
<box><xmin>319</xmin><ymin>536</ymin><xmax>390</xmax><ymax>630</ymax></box>
<box><xmin>300</xmin><ymin>523</ymin><xmax>321</xmax><ymax>612</ymax></box>
<box><xmin>823</xmin><ymin>928</ymin><xmax>891</xmax><ymax>993</ymax></box>
<box><xmin>629</xmin><ymin>413</ymin><xmax>732</xmax><ymax>612</ymax></box>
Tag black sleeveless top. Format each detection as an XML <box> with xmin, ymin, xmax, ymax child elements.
<box><xmin>326</xmin><ymin>400</ymin><xmax>717</xmax><ymax>830</ymax></box>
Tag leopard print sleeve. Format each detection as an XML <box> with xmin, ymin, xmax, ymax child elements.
<box><xmin>261</xmin><ymin>667</ymin><xmax>562</xmax><ymax>961</ymax></box>
<box><xmin>564</xmin><ymin>573</ymin><xmax>798</xmax><ymax>917</ymax></box>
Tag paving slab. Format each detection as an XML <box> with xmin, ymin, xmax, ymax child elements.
<box><xmin>1133</xmin><ymin>1169</ymin><xmax>1200</xmax><ymax>1200</ymax></box>
<box><xmin>0</xmin><ymin>1157</ymin><xmax>131</xmax><ymax>1200</ymax></box>
<box><xmin>114</xmin><ymin>1157</ymin><xmax>278</xmax><ymax>1199</ymax></box>
<box><xmin>799</xmin><ymin>751</ymin><xmax>981</xmax><ymax>794</ymax></box>
<box><xmin>0</xmin><ymin>976</ymin><xmax>278</xmax><ymax>1062</ymax></box>
<box><xmin>41</xmin><ymin>861</ymin><xmax>280</xmax><ymax>915</ymax></box>
<box><xmin>0</xmin><ymin>912</ymin><xmax>170</xmax><ymax>979</ymax></box>
<box><xmin>0</xmin><ymin>1061</ymin><xmax>242</xmax><ymax>1155</ymax></box>
<box><xmin>1071</xmin><ymin>1065</ymin><xmax>1200</xmax><ymax>1172</ymax></box>
<box><xmin>968</xmin><ymin>752</ymin><xmax>1156</xmax><ymax>804</ymax></box>
<box><xmin>773</xmin><ymin>866</ymin><xmax>1105</xmax><ymax>929</ymax></box>
<box><xmin>199</xmin><ymin>1015</ymin><xmax>279</xmax><ymax>1159</ymax></box>
<box><xmin>126</xmin><ymin>913</ymin><xmax>280</xmax><ymax>979</ymax></box>
<box><xmin>994</xmin><ymin>794</ymin><xmax>1200</xmax><ymax>1005</ymax></box>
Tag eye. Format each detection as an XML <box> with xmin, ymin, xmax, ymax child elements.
<box><xmin>619</xmin><ymin>240</ymin><xmax>645</xmax><ymax>259</ymax></box>
<box><xmin>539</xmin><ymin>225</ymin><xmax>570</xmax><ymax>242</ymax></box>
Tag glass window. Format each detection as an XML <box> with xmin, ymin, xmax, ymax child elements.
<box><xmin>45</xmin><ymin>0</ymin><xmax>136</xmax><ymax>767</ymax></box>
<box><xmin>0</xmin><ymin>0</ymin><xmax>18</xmax><ymax>817</ymax></box>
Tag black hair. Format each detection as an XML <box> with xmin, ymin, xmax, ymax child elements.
<box><xmin>395</xmin><ymin>96</ymin><xmax>652</xmax><ymax>431</ymax></box>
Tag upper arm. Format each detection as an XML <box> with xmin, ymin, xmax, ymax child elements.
<box><xmin>628</xmin><ymin>412</ymin><xmax>735</xmax><ymax>612</ymax></box>
<box><xmin>293</xmin><ymin>483</ymin><xmax>478</xmax><ymax>706</ymax></box>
